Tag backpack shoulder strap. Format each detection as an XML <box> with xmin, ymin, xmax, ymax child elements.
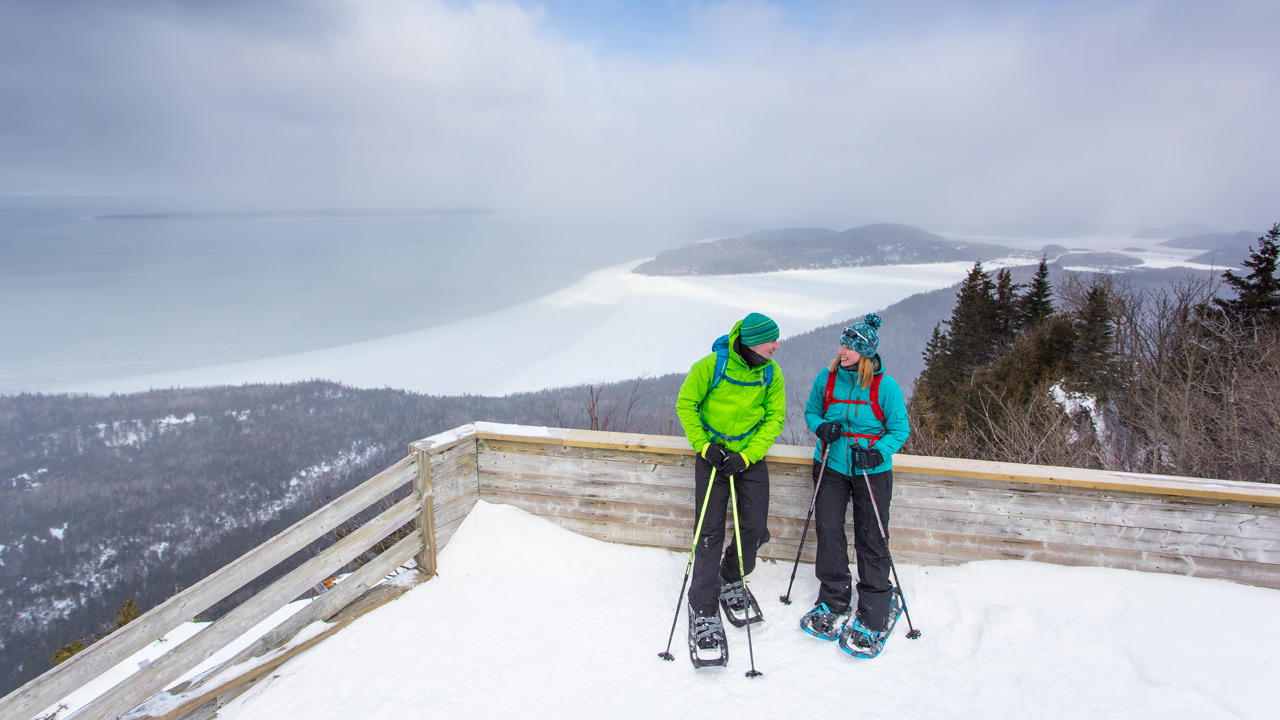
<box><xmin>822</xmin><ymin>368</ymin><xmax>837</xmax><ymax>414</ymax></box>
<box><xmin>870</xmin><ymin>373</ymin><xmax>886</xmax><ymax>428</ymax></box>
<box><xmin>709</xmin><ymin>349</ymin><xmax>729</xmax><ymax>395</ymax></box>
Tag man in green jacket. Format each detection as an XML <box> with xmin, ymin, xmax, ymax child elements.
<box><xmin>675</xmin><ymin>312</ymin><xmax>786</xmax><ymax>665</ymax></box>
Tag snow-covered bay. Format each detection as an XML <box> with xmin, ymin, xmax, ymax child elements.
<box><xmin>194</xmin><ymin>501</ymin><xmax>1273</xmax><ymax>720</ymax></box>
<box><xmin>59</xmin><ymin>260</ymin><xmax>988</xmax><ymax>397</ymax></box>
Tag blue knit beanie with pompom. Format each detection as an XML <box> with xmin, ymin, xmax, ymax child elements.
<box><xmin>840</xmin><ymin>312</ymin><xmax>882</xmax><ymax>357</ymax></box>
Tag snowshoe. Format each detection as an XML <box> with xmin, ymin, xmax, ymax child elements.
<box><xmin>799</xmin><ymin>602</ymin><xmax>847</xmax><ymax>641</ymax></box>
<box><xmin>688</xmin><ymin>606</ymin><xmax>728</xmax><ymax>668</ymax></box>
<box><xmin>838</xmin><ymin>591</ymin><xmax>903</xmax><ymax>658</ymax></box>
<box><xmin>719</xmin><ymin>580</ymin><xmax>763</xmax><ymax>627</ymax></box>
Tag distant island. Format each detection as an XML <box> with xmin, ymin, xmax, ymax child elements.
<box><xmin>92</xmin><ymin>208</ymin><xmax>494</xmax><ymax>220</ymax></box>
<box><xmin>1157</xmin><ymin>230</ymin><xmax>1262</xmax><ymax>267</ymax></box>
<box><xmin>632</xmin><ymin>223</ymin><xmax>1032</xmax><ymax>276</ymax></box>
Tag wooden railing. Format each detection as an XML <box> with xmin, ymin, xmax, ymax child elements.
<box><xmin>5</xmin><ymin>421</ymin><xmax>1279</xmax><ymax>720</ymax></box>
<box><xmin>0</xmin><ymin>455</ymin><xmax>427</xmax><ymax>720</ymax></box>
<box><xmin>451</xmin><ymin>423</ymin><xmax>1280</xmax><ymax>589</ymax></box>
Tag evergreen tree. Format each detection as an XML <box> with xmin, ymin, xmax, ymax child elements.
<box><xmin>1070</xmin><ymin>279</ymin><xmax>1121</xmax><ymax>398</ymax></box>
<box><xmin>946</xmin><ymin>262</ymin><xmax>1002</xmax><ymax>372</ymax></box>
<box><xmin>994</xmin><ymin>268</ymin><xmax>1021</xmax><ymax>342</ymax></box>
<box><xmin>1216</xmin><ymin>223</ymin><xmax>1280</xmax><ymax>323</ymax></box>
<box><xmin>1019</xmin><ymin>257</ymin><xmax>1055</xmax><ymax>328</ymax></box>
<box><xmin>913</xmin><ymin>323</ymin><xmax>954</xmax><ymax>412</ymax></box>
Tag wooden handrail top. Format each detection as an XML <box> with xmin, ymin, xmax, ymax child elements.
<box><xmin>411</xmin><ymin>422</ymin><xmax>1280</xmax><ymax>506</ymax></box>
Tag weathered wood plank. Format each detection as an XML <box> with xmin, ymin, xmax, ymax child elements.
<box><xmin>885</xmin><ymin>526</ymin><xmax>1280</xmax><ymax>588</ymax></box>
<box><xmin>885</xmin><ymin>505</ymin><xmax>1277</xmax><ymax>563</ymax></box>
<box><xmin>433</xmin><ymin>496</ymin><xmax>478</xmax><ymax>550</ymax></box>
<box><xmin>476</xmin><ymin>428</ymin><xmax>1280</xmax><ymax>504</ymax></box>
<box><xmin>412</xmin><ymin>449</ymin><xmax>438</xmax><ymax>577</ymax></box>
<box><xmin>893</xmin><ymin>455</ymin><xmax>1280</xmax><ymax>505</ymax></box>
<box><xmin>480</xmin><ymin>476</ymin><xmax>1280</xmax><ymax>565</ymax></box>
<box><xmin>408</xmin><ymin>425</ymin><xmax>477</xmax><ymax>455</ymax></box>
<box><xmin>435</xmin><ymin>514</ymin><xmax>469</xmax><ymax>552</ymax></box>
<box><xmin>68</xmin><ymin>494</ymin><xmax>421</xmax><ymax>720</ymax></box>
<box><xmin>137</xmin><ymin>531</ymin><xmax>425</xmax><ymax>719</ymax></box>
<box><xmin>478</xmin><ymin>451</ymin><xmax>817</xmax><ymax>503</ymax></box>
<box><xmin>425</xmin><ymin>438</ymin><xmax>478</xmax><ymax>474</ymax></box>
<box><xmin>893</xmin><ymin>472</ymin><xmax>1280</xmax><ymax>518</ymax></box>
<box><xmin>0</xmin><ymin>455</ymin><xmax>417</xmax><ymax>720</ymax></box>
<box><xmin>891</xmin><ymin>482</ymin><xmax>1280</xmax><ymax>539</ymax></box>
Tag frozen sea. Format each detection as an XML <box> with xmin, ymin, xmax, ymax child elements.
<box><xmin>0</xmin><ymin>200</ymin><xmax>1215</xmax><ymax>397</ymax></box>
<box><xmin>0</xmin><ymin>199</ymin><xmax>673</xmax><ymax>394</ymax></box>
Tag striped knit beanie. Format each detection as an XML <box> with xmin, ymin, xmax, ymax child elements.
<box><xmin>739</xmin><ymin>312</ymin><xmax>780</xmax><ymax>346</ymax></box>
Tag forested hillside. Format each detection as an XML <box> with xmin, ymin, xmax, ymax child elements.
<box><xmin>0</xmin><ymin>381</ymin><xmax>677</xmax><ymax>695</ymax></box>
<box><xmin>908</xmin><ymin>225</ymin><xmax>1280</xmax><ymax>481</ymax></box>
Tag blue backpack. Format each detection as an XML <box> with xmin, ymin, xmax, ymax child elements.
<box><xmin>697</xmin><ymin>334</ymin><xmax>775</xmax><ymax>444</ymax></box>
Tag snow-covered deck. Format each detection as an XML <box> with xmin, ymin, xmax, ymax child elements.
<box><xmin>6</xmin><ymin>423</ymin><xmax>1279</xmax><ymax>720</ymax></box>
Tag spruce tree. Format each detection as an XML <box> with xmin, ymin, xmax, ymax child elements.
<box><xmin>947</xmin><ymin>262</ymin><xmax>1001</xmax><ymax>372</ymax></box>
<box><xmin>1019</xmin><ymin>257</ymin><xmax>1055</xmax><ymax>328</ymax></box>
<box><xmin>1216</xmin><ymin>223</ymin><xmax>1280</xmax><ymax>323</ymax></box>
<box><xmin>994</xmin><ymin>268</ymin><xmax>1021</xmax><ymax>342</ymax></box>
<box><xmin>1071</xmin><ymin>279</ymin><xmax>1121</xmax><ymax>398</ymax></box>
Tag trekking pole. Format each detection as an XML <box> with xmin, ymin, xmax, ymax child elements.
<box><xmin>780</xmin><ymin>443</ymin><xmax>831</xmax><ymax>604</ymax></box>
<box><xmin>729</xmin><ymin>474</ymin><xmax>764</xmax><ymax>678</ymax></box>
<box><xmin>659</xmin><ymin>466</ymin><xmax>720</xmax><ymax>661</ymax></box>
<box><xmin>857</xmin><ymin>464</ymin><xmax>922</xmax><ymax>640</ymax></box>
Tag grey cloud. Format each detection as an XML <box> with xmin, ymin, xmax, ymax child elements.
<box><xmin>0</xmin><ymin>0</ymin><xmax>1276</xmax><ymax>235</ymax></box>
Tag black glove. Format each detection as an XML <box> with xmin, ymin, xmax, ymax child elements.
<box><xmin>816</xmin><ymin>421</ymin><xmax>844</xmax><ymax>443</ymax></box>
<box><xmin>851</xmin><ymin>446</ymin><xmax>884</xmax><ymax>470</ymax></box>
<box><xmin>702</xmin><ymin>443</ymin><xmax>729</xmax><ymax>468</ymax></box>
<box><xmin>851</xmin><ymin>445</ymin><xmax>869</xmax><ymax>470</ymax></box>
<box><xmin>866</xmin><ymin>449</ymin><xmax>885</xmax><ymax>468</ymax></box>
<box><xmin>721</xmin><ymin>451</ymin><xmax>749</xmax><ymax>476</ymax></box>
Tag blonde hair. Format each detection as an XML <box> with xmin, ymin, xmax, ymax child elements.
<box><xmin>828</xmin><ymin>354</ymin><xmax>878</xmax><ymax>389</ymax></box>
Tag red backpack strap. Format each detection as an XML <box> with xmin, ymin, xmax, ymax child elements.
<box><xmin>822</xmin><ymin>367</ymin><xmax>838</xmax><ymax>415</ymax></box>
<box><xmin>870</xmin><ymin>373</ymin><xmax>885</xmax><ymax>428</ymax></box>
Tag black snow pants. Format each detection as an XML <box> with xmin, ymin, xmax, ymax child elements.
<box><xmin>812</xmin><ymin>461</ymin><xmax>895</xmax><ymax>631</ymax></box>
<box><xmin>689</xmin><ymin>454</ymin><xmax>771</xmax><ymax>618</ymax></box>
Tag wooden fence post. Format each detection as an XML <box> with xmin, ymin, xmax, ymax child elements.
<box><xmin>412</xmin><ymin>447</ymin><xmax>438</xmax><ymax>577</ymax></box>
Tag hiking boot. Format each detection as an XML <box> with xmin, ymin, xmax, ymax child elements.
<box><xmin>839</xmin><ymin>616</ymin><xmax>889</xmax><ymax>658</ymax></box>
<box><xmin>687</xmin><ymin>606</ymin><xmax>729</xmax><ymax>668</ymax></box>
<box><xmin>692</xmin><ymin>613</ymin><xmax>726</xmax><ymax>650</ymax></box>
<box><xmin>718</xmin><ymin>580</ymin><xmax>763</xmax><ymax>627</ymax></box>
<box><xmin>799</xmin><ymin>602</ymin><xmax>847</xmax><ymax>640</ymax></box>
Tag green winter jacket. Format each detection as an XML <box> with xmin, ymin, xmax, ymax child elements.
<box><xmin>804</xmin><ymin>358</ymin><xmax>910</xmax><ymax>476</ymax></box>
<box><xmin>676</xmin><ymin>320</ymin><xmax>786</xmax><ymax>465</ymax></box>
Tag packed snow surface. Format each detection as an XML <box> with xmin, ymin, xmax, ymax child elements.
<box><xmin>213</xmin><ymin>501</ymin><xmax>1273</xmax><ymax>720</ymax></box>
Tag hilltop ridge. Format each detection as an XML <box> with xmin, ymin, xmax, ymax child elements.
<box><xmin>632</xmin><ymin>223</ymin><xmax>1029</xmax><ymax>276</ymax></box>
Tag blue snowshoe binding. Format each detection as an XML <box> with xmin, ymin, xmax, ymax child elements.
<box><xmin>688</xmin><ymin>605</ymin><xmax>729</xmax><ymax>668</ymax></box>
<box><xmin>838</xmin><ymin>591</ymin><xmax>903</xmax><ymax>658</ymax></box>
<box><xmin>799</xmin><ymin>603</ymin><xmax>848</xmax><ymax>641</ymax></box>
<box><xmin>719</xmin><ymin>580</ymin><xmax>763</xmax><ymax>628</ymax></box>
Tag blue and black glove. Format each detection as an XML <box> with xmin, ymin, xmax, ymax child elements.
<box><xmin>866</xmin><ymin>449</ymin><xmax>885</xmax><ymax>468</ymax></box>
<box><xmin>816</xmin><ymin>421</ymin><xmax>843</xmax><ymax>443</ymax></box>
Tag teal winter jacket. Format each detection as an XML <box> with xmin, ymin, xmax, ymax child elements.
<box><xmin>804</xmin><ymin>360</ymin><xmax>910</xmax><ymax>476</ymax></box>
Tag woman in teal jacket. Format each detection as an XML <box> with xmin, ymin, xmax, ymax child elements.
<box><xmin>800</xmin><ymin>312</ymin><xmax>909</xmax><ymax>657</ymax></box>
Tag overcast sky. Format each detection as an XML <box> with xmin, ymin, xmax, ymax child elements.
<box><xmin>2</xmin><ymin>0</ymin><xmax>1277</xmax><ymax>234</ymax></box>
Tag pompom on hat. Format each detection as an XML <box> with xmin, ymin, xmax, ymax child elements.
<box><xmin>739</xmin><ymin>312</ymin><xmax>780</xmax><ymax>346</ymax></box>
<box><xmin>840</xmin><ymin>312</ymin><xmax>882</xmax><ymax>357</ymax></box>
